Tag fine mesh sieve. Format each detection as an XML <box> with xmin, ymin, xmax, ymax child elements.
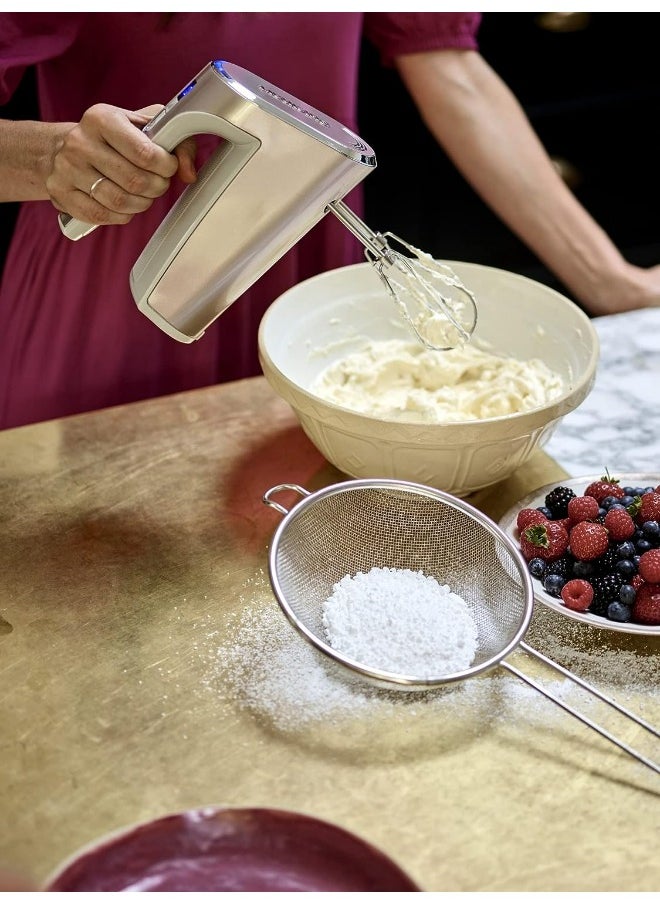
<box><xmin>263</xmin><ymin>479</ymin><xmax>659</xmax><ymax>776</ymax></box>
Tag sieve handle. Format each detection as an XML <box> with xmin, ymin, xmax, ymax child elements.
<box><xmin>262</xmin><ymin>484</ymin><xmax>310</xmax><ymax>516</ymax></box>
<box><xmin>500</xmin><ymin>660</ymin><xmax>660</xmax><ymax>776</ymax></box>
<box><xmin>520</xmin><ymin>640</ymin><xmax>660</xmax><ymax>739</ymax></box>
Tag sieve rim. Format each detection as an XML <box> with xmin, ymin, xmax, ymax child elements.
<box><xmin>265</xmin><ymin>478</ymin><xmax>535</xmax><ymax>691</ymax></box>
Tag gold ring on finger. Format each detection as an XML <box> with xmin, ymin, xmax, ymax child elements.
<box><xmin>89</xmin><ymin>176</ymin><xmax>106</xmax><ymax>200</ymax></box>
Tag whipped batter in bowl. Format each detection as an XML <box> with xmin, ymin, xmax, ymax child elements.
<box><xmin>311</xmin><ymin>339</ymin><xmax>564</xmax><ymax>423</ymax></box>
<box><xmin>258</xmin><ymin>260</ymin><xmax>599</xmax><ymax>496</ymax></box>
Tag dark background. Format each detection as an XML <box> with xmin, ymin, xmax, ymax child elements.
<box><xmin>359</xmin><ymin>11</ymin><xmax>660</xmax><ymax>303</ymax></box>
<box><xmin>2</xmin><ymin>12</ymin><xmax>660</xmax><ymax>306</ymax></box>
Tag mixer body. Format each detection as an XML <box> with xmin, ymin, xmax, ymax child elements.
<box><xmin>132</xmin><ymin>62</ymin><xmax>376</xmax><ymax>342</ymax></box>
<box><xmin>60</xmin><ymin>61</ymin><xmax>376</xmax><ymax>343</ymax></box>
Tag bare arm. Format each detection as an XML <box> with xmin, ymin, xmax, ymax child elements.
<box><xmin>0</xmin><ymin>119</ymin><xmax>73</xmax><ymax>202</ymax></box>
<box><xmin>395</xmin><ymin>49</ymin><xmax>660</xmax><ymax>315</ymax></box>
<box><xmin>0</xmin><ymin>104</ymin><xmax>197</xmax><ymax>224</ymax></box>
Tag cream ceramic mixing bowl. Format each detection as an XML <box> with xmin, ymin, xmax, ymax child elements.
<box><xmin>258</xmin><ymin>261</ymin><xmax>599</xmax><ymax>496</ymax></box>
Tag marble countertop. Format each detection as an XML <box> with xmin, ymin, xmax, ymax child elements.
<box><xmin>545</xmin><ymin>307</ymin><xmax>660</xmax><ymax>477</ymax></box>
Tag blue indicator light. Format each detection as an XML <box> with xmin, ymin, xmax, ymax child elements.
<box><xmin>177</xmin><ymin>80</ymin><xmax>196</xmax><ymax>101</ymax></box>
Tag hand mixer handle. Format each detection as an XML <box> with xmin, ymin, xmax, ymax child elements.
<box><xmin>57</xmin><ymin>64</ymin><xmax>261</xmax><ymax>241</ymax></box>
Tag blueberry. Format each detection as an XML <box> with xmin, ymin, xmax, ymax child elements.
<box><xmin>543</xmin><ymin>573</ymin><xmax>566</xmax><ymax>596</ymax></box>
<box><xmin>601</xmin><ymin>495</ymin><xmax>621</xmax><ymax>510</ymax></box>
<box><xmin>607</xmin><ymin>601</ymin><xmax>632</xmax><ymax>622</ymax></box>
<box><xmin>636</xmin><ymin>538</ymin><xmax>652</xmax><ymax>554</ymax></box>
<box><xmin>528</xmin><ymin>557</ymin><xmax>546</xmax><ymax>579</ymax></box>
<box><xmin>620</xmin><ymin>495</ymin><xmax>635</xmax><ymax>508</ymax></box>
<box><xmin>615</xmin><ymin>559</ymin><xmax>636</xmax><ymax>579</ymax></box>
<box><xmin>615</xmin><ymin>541</ymin><xmax>636</xmax><ymax>560</ymax></box>
<box><xmin>642</xmin><ymin>520</ymin><xmax>660</xmax><ymax>541</ymax></box>
<box><xmin>633</xmin><ymin>555</ymin><xmax>641</xmax><ymax>570</ymax></box>
<box><xmin>623</xmin><ymin>486</ymin><xmax>637</xmax><ymax>496</ymax></box>
<box><xmin>537</xmin><ymin>506</ymin><xmax>553</xmax><ymax>519</ymax></box>
<box><xmin>619</xmin><ymin>584</ymin><xmax>636</xmax><ymax>606</ymax></box>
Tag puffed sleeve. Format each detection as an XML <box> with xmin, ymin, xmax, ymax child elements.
<box><xmin>363</xmin><ymin>12</ymin><xmax>481</xmax><ymax>67</ymax></box>
<box><xmin>0</xmin><ymin>13</ymin><xmax>84</xmax><ymax>102</ymax></box>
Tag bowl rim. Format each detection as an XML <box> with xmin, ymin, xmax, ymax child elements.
<box><xmin>258</xmin><ymin>261</ymin><xmax>600</xmax><ymax>431</ymax></box>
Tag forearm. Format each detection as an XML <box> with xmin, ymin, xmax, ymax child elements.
<box><xmin>395</xmin><ymin>51</ymin><xmax>642</xmax><ymax>313</ymax></box>
<box><xmin>0</xmin><ymin>118</ymin><xmax>74</xmax><ymax>202</ymax></box>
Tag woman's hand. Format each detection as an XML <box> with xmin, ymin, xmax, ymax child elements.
<box><xmin>46</xmin><ymin>103</ymin><xmax>197</xmax><ymax>225</ymax></box>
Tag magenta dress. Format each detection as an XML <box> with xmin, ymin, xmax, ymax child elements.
<box><xmin>0</xmin><ymin>12</ymin><xmax>480</xmax><ymax>429</ymax></box>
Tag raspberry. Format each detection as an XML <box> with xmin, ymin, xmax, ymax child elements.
<box><xmin>516</xmin><ymin>508</ymin><xmax>548</xmax><ymax>532</ymax></box>
<box><xmin>561</xmin><ymin>579</ymin><xmax>593</xmax><ymax>611</ymax></box>
<box><xmin>567</xmin><ymin>495</ymin><xmax>599</xmax><ymax>524</ymax></box>
<box><xmin>603</xmin><ymin>508</ymin><xmax>636</xmax><ymax>541</ymax></box>
<box><xmin>569</xmin><ymin>521</ymin><xmax>610</xmax><ymax>561</ymax></box>
<box><xmin>638</xmin><ymin>492</ymin><xmax>660</xmax><ymax>524</ymax></box>
<box><xmin>520</xmin><ymin>522</ymin><xmax>569</xmax><ymax>562</ymax></box>
<box><xmin>632</xmin><ymin>582</ymin><xmax>660</xmax><ymax>626</ymax></box>
<box><xmin>584</xmin><ymin>473</ymin><xmax>624</xmax><ymax>504</ymax></box>
<box><xmin>638</xmin><ymin>549</ymin><xmax>660</xmax><ymax>584</ymax></box>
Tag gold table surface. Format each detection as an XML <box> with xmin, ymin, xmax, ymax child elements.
<box><xmin>1</xmin><ymin>376</ymin><xmax>658</xmax><ymax>892</ymax></box>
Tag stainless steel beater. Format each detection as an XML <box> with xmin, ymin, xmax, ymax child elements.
<box><xmin>328</xmin><ymin>200</ymin><xmax>478</xmax><ymax>351</ymax></box>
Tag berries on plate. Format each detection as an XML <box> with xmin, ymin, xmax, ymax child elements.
<box><xmin>584</xmin><ymin>471</ymin><xmax>625</xmax><ymax>503</ymax></box>
<box><xmin>561</xmin><ymin>579</ymin><xmax>593</xmax><ymax>611</ymax></box>
<box><xmin>567</xmin><ymin>495</ymin><xmax>599</xmax><ymax>524</ymax></box>
<box><xmin>569</xmin><ymin>521</ymin><xmax>609</xmax><ymax>561</ymax></box>
<box><xmin>516</xmin><ymin>507</ymin><xmax>549</xmax><ymax>532</ymax></box>
<box><xmin>520</xmin><ymin>521</ymin><xmax>569</xmax><ymax>562</ymax></box>
<box><xmin>544</xmin><ymin>486</ymin><xmax>576</xmax><ymax>519</ymax></box>
<box><xmin>603</xmin><ymin>508</ymin><xmax>636</xmax><ymax>541</ymax></box>
<box><xmin>632</xmin><ymin>582</ymin><xmax>660</xmax><ymax>625</ymax></box>
<box><xmin>638</xmin><ymin>492</ymin><xmax>660</xmax><ymax>524</ymax></box>
<box><xmin>511</xmin><ymin>471</ymin><xmax>660</xmax><ymax>627</ymax></box>
<box><xmin>638</xmin><ymin>549</ymin><xmax>660</xmax><ymax>584</ymax></box>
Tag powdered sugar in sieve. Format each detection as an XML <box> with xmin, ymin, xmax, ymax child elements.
<box><xmin>321</xmin><ymin>567</ymin><xmax>478</xmax><ymax>677</ymax></box>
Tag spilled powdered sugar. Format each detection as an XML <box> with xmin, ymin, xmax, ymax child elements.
<box><xmin>321</xmin><ymin>567</ymin><xmax>478</xmax><ymax>677</ymax></box>
<box><xmin>200</xmin><ymin>571</ymin><xmax>658</xmax><ymax>744</ymax></box>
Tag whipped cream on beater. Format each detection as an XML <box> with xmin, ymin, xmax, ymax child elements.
<box><xmin>310</xmin><ymin>339</ymin><xmax>564</xmax><ymax>423</ymax></box>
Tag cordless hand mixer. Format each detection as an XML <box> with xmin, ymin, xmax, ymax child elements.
<box><xmin>59</xmin><ymin>60</ymin><xmax>477</xmax><ymax>349</ymax></box>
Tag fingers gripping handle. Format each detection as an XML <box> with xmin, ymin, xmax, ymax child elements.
<box><xmin>58</xmin><ymin>108</ymin><xmax>260</xmax><ymax>241</ymax></box>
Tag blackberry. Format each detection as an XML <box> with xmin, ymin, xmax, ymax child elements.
<box><xmin>544</xmin><ymin>486</ymin><xmax>577</xmax><ymax>519</ymax></box>
<box><xmin>594</xmin><ymin>547</ymin><xmax>619</xmax><ymax>575</ymax></box>
<box><xmin>545</xmin><ymin>554</ymin><xmax>574</xmax><ymax>580</ymax></box>
<box><xmin>589</xmin><ymin>598</ymin><xmax>611</xmax><ymax>618</ymax></box>
<box><xmin>590</xmin><ymin>573</ymin><xmax>624</xmax><ymax>607</ymax></box>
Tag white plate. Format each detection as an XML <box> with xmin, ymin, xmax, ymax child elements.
<box><xmin>499</xmin><ymin>472</ymin><xmax>660</xmax><ymax>636</ymax></box>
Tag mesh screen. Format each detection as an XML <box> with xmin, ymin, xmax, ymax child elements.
<box><xmin>271</xmin><ymin>484</ymin><xmax>530</xmax><ymax>681</ymax></box>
